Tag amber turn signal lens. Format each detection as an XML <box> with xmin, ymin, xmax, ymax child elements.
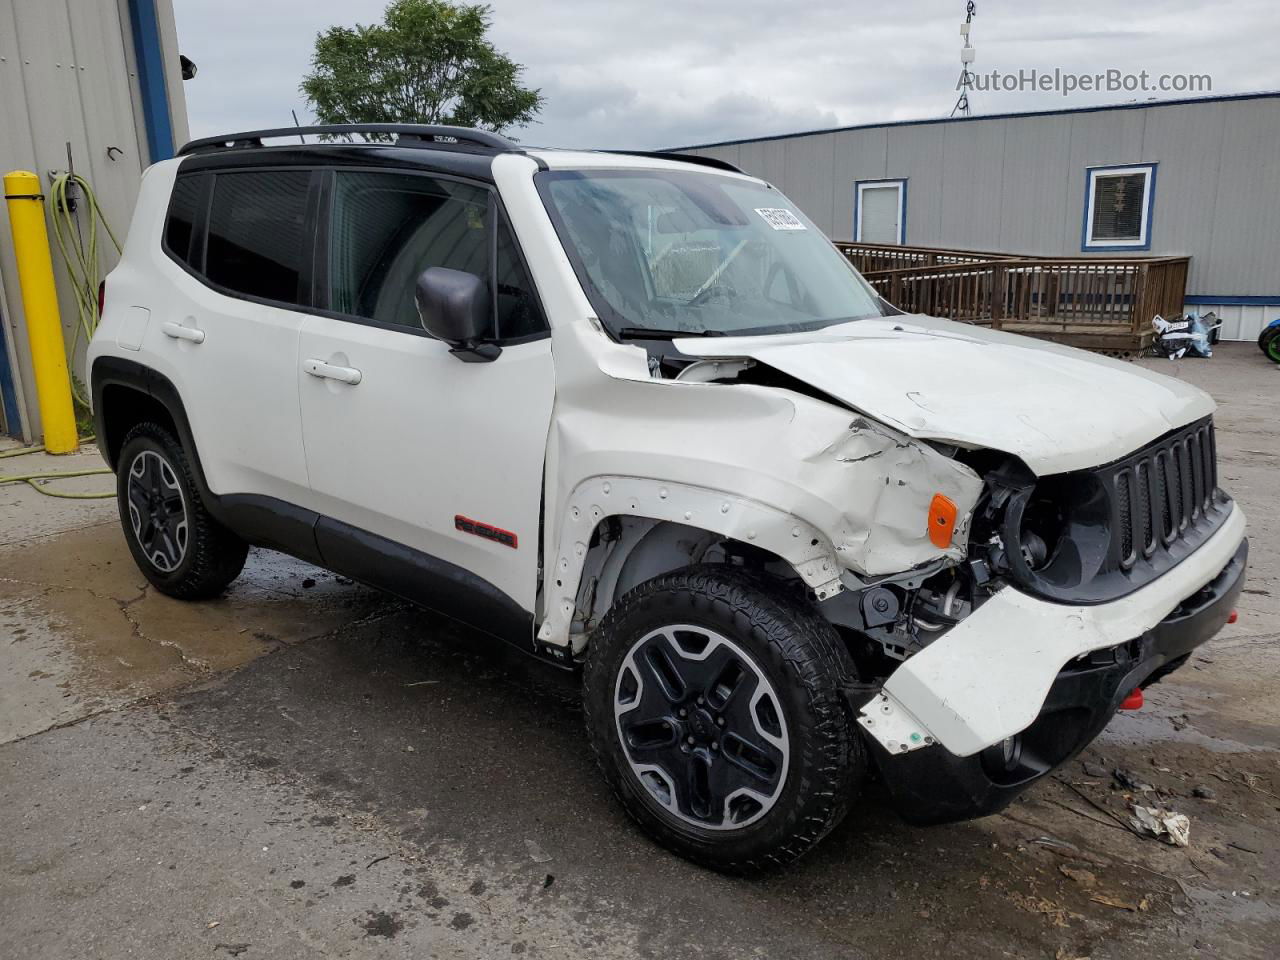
<box><xmin>927</xmin><ymin>493</ymin><xmax>958</xmax><ymax>549</ymax></box>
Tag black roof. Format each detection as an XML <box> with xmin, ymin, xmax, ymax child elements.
<box><xmin>175</xmin><ymin>124</ymin><xmax>746</xmax><ymax>179</ymax></box>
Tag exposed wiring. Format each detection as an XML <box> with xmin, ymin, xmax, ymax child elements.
<box><xmin>48</xmin><ymin>172</ymin><xmax>121</xmax><ymax>406</ymax></box>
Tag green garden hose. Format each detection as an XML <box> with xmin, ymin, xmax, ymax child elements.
<box><xmin>0</xmin><ymin>467</ymin><xmax>114</xmax><ymax>499</ymax></box>
<box><xmin>0</xmin><ymin>438</ymin><xmax>113</xmax><ymax>498</ymax></box>
<box><xmin>48</xmin><ymin>172</ymin><xmax>122</xmax><ymax>406</ymax></box>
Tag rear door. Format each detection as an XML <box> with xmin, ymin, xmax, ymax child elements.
<box><xmin>156</xmin><ymin>167</ymin><xmax>317</xmax><ymax>507</ymax></box>
<box><xmin>296</xmin><ymin>169</ymin><xmax>554</xmax><ymax>625</ymax></box>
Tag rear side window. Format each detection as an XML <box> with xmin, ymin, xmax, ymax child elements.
<box><xmin>164</xmin><ymin>174</ymin><xmax>205</xmax><ymax>266</ymax></box>
<box><xmin>205</xmin><ymin>170</ymin><xmax>310</xmax><ymax>304</ymax></box>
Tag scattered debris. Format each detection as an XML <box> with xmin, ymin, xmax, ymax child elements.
<box><xmin>1009</xmin><ymin>892</ymin><xmax>1073</xmax><ymax>928</ymax></box>
<box><xmin>1090</xmin><ymin>894</ymin><xmax>1149</xmax><ymax>912</ymax></box>
<box><xmin>366</xmin><ymin>855</ymin><xmax>390</xmax><ymax>870</ymax></box>
<box><xmin>1240</xmin><ymin>772</ymin><xmax>1279</xmax><ymax>798</ymax></box>
<box><xmin>1192</xmin><ymin>786</ymin><xmax>1217</xmax><ymax>800</ymax></box>
<box><xmin>404</xmin><ymin>680</ymin><xmax>439</xmax><ymax>687</ymax></box>
<box><xmin>301</xmin><ymin>578</ymin><xmax>316</xmax><ymax>589</ymax></box>
<box><xmin>1113</xmin><ymin>768</ymin><xmax>1155</xmax><ymax>793</ymax></box>
<box><xmin>1030</xmin><ymin>836</ymin><xmax>1112</xmax><ymax>867</ymax></box>
<box><xmin>214</xmin><ymin>945</ymin><xmax>250</xmax><ymax>957</ymax></box>
<box><xmin>1170</xmin><ymin>714</ymin><xmax>1190</xmax><ymax>731</ymax></box>
<box><xmin>524</xmin><ymin>839</ymin><xmax>553</xmax><ymax>863</ymax></box>
<box><xmin>1056</xmin><ymin>948</ymin><xmax>1091</xmax><ymax>960</ymax></box>
<box><xmin>542</xmin><ymin>874</ymin><xmax>555</xmax><ymax>889</ymax></box>
<box><xmin>1208</xmin><ymin>767</ymin><xmax>1279</xmax><ymax>797</ymax></box>
<box><xmin>1052</xmin><ymin>779</ymin><xmax>1143</xmax><ymax>835</ymax></box>
<box><xmin>1082</xmin><ymin>761</ymin><xmax>1108</xmax><ymax>779</ymax></box>
<box><xmin>206</xmin><ymin>921</ymin><xmax>221</xmax><ymax>930</ymax></box>
<box><xmin>1058</xmin><ymin>865</ymin><xmax>1098</xmax><ymax>888</ymax></box>
<box><xmin>1129</xmin><ymin>804</ymin><xmax>1191</xmax><ymax>846</ymax></box>
<box><xmin>1226</xmin><ymin>841</ymin><xmax>1261</xmax><ymax>855</ymax></box>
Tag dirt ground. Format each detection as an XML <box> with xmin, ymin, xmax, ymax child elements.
<box><xmin>1</xmin><ymin>342</ymin><xmax>1277</xmax><ymax>960</ymax></box>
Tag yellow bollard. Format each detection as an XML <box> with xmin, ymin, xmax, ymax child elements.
<box><xmin>4</xmin><ymin>170</ymin><xmax>78</xmax><ymax>453</ymax></box>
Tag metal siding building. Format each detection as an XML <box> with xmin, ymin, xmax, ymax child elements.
<box><xmin>0</xmin><ymin>0</ymin><xmax>188</xmax><ymax>440</ymax></box>
<box><xmin>679</xmin><ymin>92</ymin><xmax>1280</xmax><ymax>341</ymax></box>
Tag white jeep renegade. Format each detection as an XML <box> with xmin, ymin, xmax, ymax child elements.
<box><xmin>89</xmin><ymin>124</ymin><xmax>1248</xmax><ymax>870</ymax></box>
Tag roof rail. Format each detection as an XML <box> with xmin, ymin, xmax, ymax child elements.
<box><xmin>177</xmin><ymin>124</ymin><xmax>520</xmax><ymax>157</ymax></box>
<box><xmin>601</xmin><ymin>150</ymin><xmax>745</xmax><ymax>174</ymax></box>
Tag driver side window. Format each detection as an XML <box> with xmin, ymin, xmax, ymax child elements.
<box><xmin>327</xmin><ymin>170</ymin><xmax>547</xmax><ymax>340</ymax></box>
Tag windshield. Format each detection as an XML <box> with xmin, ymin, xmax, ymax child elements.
<box><xmin>536</xmin><ymin>169</ymin><xmax>886</xmax><ymax>337</ymax></box>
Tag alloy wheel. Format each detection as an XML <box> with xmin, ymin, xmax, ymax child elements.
<box><xmin>126</xmin><ymin>449</ymin><xmax>188</xmax><ymax>572</ymax></box>
<box><xmin>613</xmin><ymin>624</ymin><xmax>789</xmax><ymax>831</ymax></box>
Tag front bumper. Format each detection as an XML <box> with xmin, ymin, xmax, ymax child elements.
<box><xmin>870</xmin><ymin>536</ymin><xmax>1248</xmax><ymax>825</ymax></box>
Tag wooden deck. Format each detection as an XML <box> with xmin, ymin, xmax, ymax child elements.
<box><xmin>835</xmin><ymin>242</ymin><xmax>1190</xmax><ymax>356</ymax></box>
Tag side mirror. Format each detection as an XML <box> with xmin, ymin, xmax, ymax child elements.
<box><xmin>414</xmin><ymin>267</ymin><xmax>501</xmax><ymax>362</ymax></box>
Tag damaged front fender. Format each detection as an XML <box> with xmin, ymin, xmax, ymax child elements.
<box><xmin>815</xmin><ymin>417</ymin><xmax>983</xmax><ymax>577</ymax></box>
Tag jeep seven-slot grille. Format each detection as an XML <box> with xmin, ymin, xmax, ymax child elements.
<box><xmin>1112</xmin><ymin>419</ymin><xmax>1217</xmax><ymax>571</ymax></box>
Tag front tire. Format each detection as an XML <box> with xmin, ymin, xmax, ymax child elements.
<box><xmin>583</xmin><ymin>566</ymin><xmax>864</xmax><ymax>871</ymax></box>
<box><xmin>116</xmin><ymin>422</ymin><xmax>247</xmax><ymax>600</ymax></box>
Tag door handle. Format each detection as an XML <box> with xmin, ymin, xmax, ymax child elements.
<box><xmin>303</xmin><ymin>358</ymin><xmax>362</xmax><ymax>385</ymax></box>
<box><xmin>161</xmin><ymin>320</ymin><xmax>205</xmax><ymax>343</ymax></box>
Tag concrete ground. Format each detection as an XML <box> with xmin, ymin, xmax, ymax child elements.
<box><xmin>1</xmin><ymin>343</ymin><xmax>1277</xmax><ymax>960</ymax></box>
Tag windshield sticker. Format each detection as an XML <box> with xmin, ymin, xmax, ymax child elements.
<box><xmin>754</xmin><ymin>207</ymin><xmax>806</xmax><ymax>231</ymax></box>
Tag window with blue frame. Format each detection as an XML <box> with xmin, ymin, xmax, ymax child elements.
<box><xmin>1082</xmin><ymin>163</ymin><xmax>1156</xmax><ymax>251</ymax></box>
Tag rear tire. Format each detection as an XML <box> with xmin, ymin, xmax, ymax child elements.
<box><xmin>583</xmin><ymin>565</ymin><xmax>864</xmax><ymax>872</ymax></box>
<box><xmin>116</xmin><ymin>422</ymin><xmax>247</xmax><ymax>599</ymax></box>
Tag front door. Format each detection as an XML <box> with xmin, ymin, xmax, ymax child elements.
<box><xmin>297</xmin><ymin>169</ymin><xmax>554</xmax><ymax>624</ymax></box>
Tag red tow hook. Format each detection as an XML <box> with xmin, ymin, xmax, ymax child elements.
<box><xmin>1227</xmin><ymin>609</ymin><xmax>1239</xmax><ymax>624</ymax></box>
<box><xmin>1120</xmin><ymin>688</ymin><xmax>1144</xmax><ymax>711</ymax></box>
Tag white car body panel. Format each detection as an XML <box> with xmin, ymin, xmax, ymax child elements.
<box><xmin>863</xmin><ymin>503</ymin><xmax>1247</xmax><ymax>757</ymax></box>
<box><xmin>89</xmin><ymin>160</ymin><xmax>313</xmax><ymax>508</ymax></box>
<box><xmin>296</xmin><ymin>314</ymin><xmax>554</xmax><ymax>612</ymax></box>
<box><xmin>675</xmin><ymin>315</ymin><xmax>1216</xmax><ymax>476</ymax></box>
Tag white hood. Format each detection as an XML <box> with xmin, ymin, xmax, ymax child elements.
<box><xmin>674</xmin><ymin>315</ymin><xmax>1215</xmax><ymax>476</ymax></box>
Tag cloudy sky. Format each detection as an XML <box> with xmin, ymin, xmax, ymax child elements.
<box><xmin>174</xmin><ymin>0</ymin><xmax>1278</xmax><ymax>149</ymax></box>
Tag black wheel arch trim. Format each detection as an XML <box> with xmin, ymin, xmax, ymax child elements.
<box><xmin>93</xmin><ymin>355</ymin><xmax>210</xmax><ymax>487</ymax></box>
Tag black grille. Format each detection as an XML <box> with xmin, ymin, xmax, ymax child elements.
<box><xmin>998</xmin><ymin>415</ymin><xmax>1230</xmax><ymax>605</ymax></box>
<box><xmin>1110</xmin><ymin>419</ymin><xmax>1220</xmax><ymax>572</ymax></box>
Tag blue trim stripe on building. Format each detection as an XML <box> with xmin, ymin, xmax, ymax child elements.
<box><xmin>127</xmin><ymin>0</ymin><xmax>174</xmax><ymax>163</ymax></box>
<box><xmin>0</xmin><ymin>303</ymin><xmax>22</xmax><ymax>436</ymax></box>
<box><xmin>1184</xmin><ymin>295</ymin><xmax>1280</xmax><ymax>306</ymax></box>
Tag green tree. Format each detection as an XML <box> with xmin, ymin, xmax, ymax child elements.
<box><xmin>301</xmin><ymin>0</ymin><xmax>542</xmax><ymax>136</ymax></box>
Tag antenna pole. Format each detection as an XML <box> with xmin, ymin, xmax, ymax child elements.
<box><xmin>951</xmin><ymin>2</ymin><xmax>977</xmax><ymax>118</ymax></box>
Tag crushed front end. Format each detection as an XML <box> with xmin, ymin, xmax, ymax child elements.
<box><xmin>823</xmin><ymin>417</ymin><xmax>1249</xmax><ymax>824</ymax></box>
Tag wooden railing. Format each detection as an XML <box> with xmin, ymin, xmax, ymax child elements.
<box><xmin>835</xmin><ymin>241</ymin><xmax>1018</xmax><ymax>273</ymax></box>
<box><xmin>835</xmin><ymin>242</ymin><xmax>1191</xmax><ymax>352</ymax></box>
